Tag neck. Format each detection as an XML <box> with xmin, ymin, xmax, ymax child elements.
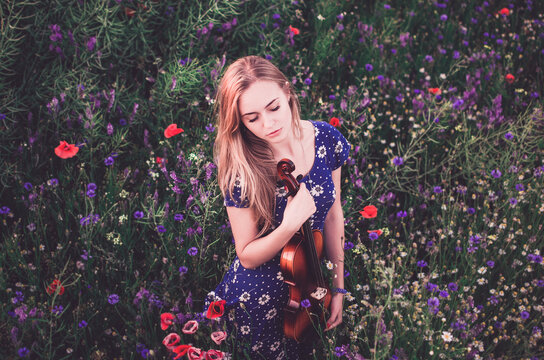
<box><xmin>270</xmin><ymin>124</ymin><xmax>304</xmax><ymax>161</ymax></box>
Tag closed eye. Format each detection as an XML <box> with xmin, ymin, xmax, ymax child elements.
<box><xmin>248</xmin><ymin>105</ymin><xmax>280</xmax><ymax>123</ymax></box>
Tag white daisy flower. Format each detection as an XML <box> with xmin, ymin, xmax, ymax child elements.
<box><xmin>335</xmin><ymin>140</ymin><xmax>344</xmax><ymax>154</ymax></box>
<box><xmin>240</xmin><ymin>325</ymin><xmax>250</xmax><ymax>335</ymax></box>
<box><xmin>258</xmin><ymin>294</ymin><xmax>270</xmax><ymax>305</ymax></box>
<box><xmin>239</xmin><ymin>292</ymin><xmax>250</xmax><ymax>302</ymax></box>
<box><xmin>317</xmin><ymin>145</ymin><xmax>327</xmax><ymax>158</ymax></box>
<box><xmin>270</xmin><ymin>341</ymin><xmax>280</xmax><ymax>351</ymax></box>
<box><xmin>310</xmin><ymin>184</ymin><xmax>324</xmax><ymax>197</ymax></box>
<box><xmin>265</xmin><ymin>308</ymin><xmax>277</xmax><ymax>320</ymax></box>
<box><xmin>277</xmin><ymin>271</ymin><xmax>284</xmax><ymax>281</ymax></box>
<box><xmin>252</xmin><ymin>341</ymin><xmax>263</xmax><ymax>351</ymax></box>
<box><xmin>233</xmin><ymin>259</ymin><xmax>239</xmax><ymax>271</ymax></box>
<box><xmin>442</xmin><ymin>331</ymin><xmax>453</xmax><ymax>342</ymax></box>
<box><xmin>234</xmin><ymin>176</ymin><xmax>242</xmax><ymax>188</ymax></box>
<box><xmin>275</xmin><ymin>186</ymin><xmax>287</xmax><ymax>198</ymax></box>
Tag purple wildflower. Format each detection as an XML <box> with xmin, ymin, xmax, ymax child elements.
<box><xmin>490</xmin><ymin>169</ymin><xmax>502</xmax><ymax>178</ymax></box>
<box><xmin>108</xmin><ymin>294</ymin><xmax>120</xmax><ymax>305</ymax></box>
<box><xmin>393</xmin><ymin>156</ymin><xmax>404</xmax><ymax>166</ymax></box>
<box><xmin>301</xmin><ymin>299</ymin><xmax>311</xmax><ymax>308</ymax></box>
<box><xmin>188</xmin><ymin>247</ymin><xmax>198</xmax><ymax>256</ymax></box>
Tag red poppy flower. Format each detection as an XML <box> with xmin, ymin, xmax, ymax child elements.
<box><xmin>359</xmin><ymin>205</ymin><xmax>378</xmax><ymax>219</ymax></box>
<box><xmin>162</xmin><ymin>333</ymin><xmax>181</xmax><ymax>350</ymax></box>
<box><xmin>160</xmin><ymin>312</ymin><xmax>175</xmax><ymax>330</ymax></box>
<box><xmin>54</xmin><ymin>141</ymin><xmax>79</xmax><ymax>159</ymax></box>
<box><xmin>367</xmin><ymin>229</ymin><xmax>383</xmax><ymax>236</ymax></box>
<box><xmin>210</xmin><ymin>331</ymin><xmax>227</xmax><ymax>345</ymax></box>
<box><xmin>498</xmin><ymin>8</ymin><xmax>510</xmax><ymax>16</ymax></box>
<box><xmin>206</xmin><ymin>300</ymin><xmax>226</xmax><ymax>319</ymax></box>
<box><xmin>173</xmin><ymin>345</ymin><xmax>191</xmax><ymax>359</ymax></box>
<box><xmin>187</xmin><ymin>347</ymin><xmax>205</xmax><ymax>360</ymax></box>
<box><xmin>428</xmin><ymin>88</ymin><xmax>441</xmax><ymax>95</ymax></box>
<box><xmin>329</xmin><ymin>117</ymin><xmax>340</xmax><ymax>127</ymax></box>
<box><xmin>46</xmin><ymin>279</ymin><xmax>65</xmax><ymax>295</ymax></box>
<box><xmin>288</xmin><ymin>25</ymin><xmax>300</xmax><ymax>35</ymax></box>
<box><xmin>505</xmin><ymin>74</ymin><xmax>515</xmax><ymax>84</ymax></box>
<box><xmin>182</xmin><ymin>320</ymin><xmax>199</xmax><ymax>334</ymax></box>
<box><xmin>164</xmin><ymin>123</ymin><xmax>184</xmax><ymax>138</ymax></box>
<box><xmin>205</xmin><ymin>349</ymin><xmax>225</xmax><ymax>360</ymax></box>
<box><xmin>156</xmin><ymin>157</ymin><xmax>168</xmax><ymax>165</ymax></box>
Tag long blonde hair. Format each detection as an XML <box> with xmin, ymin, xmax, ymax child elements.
<box><xmin>213</xmin><ymin>56</ymin><xmax>302</xmax><ymax>237</ymax></box>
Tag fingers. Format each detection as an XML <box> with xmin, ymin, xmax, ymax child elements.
<box><xmin>325</xmin><ymin>311</ymin><xmax>342</xmax><ymax>331</ymax></box>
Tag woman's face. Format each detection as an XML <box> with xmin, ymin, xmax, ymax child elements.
<box><xmin>238</xmin><ymin>80</ymin><xmax>293</xmax><ymax>144</ymax></box>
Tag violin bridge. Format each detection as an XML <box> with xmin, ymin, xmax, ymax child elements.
<box><xmin>310</xmin><ymin>287</ymin><xmax>328</xmax><ymax>301</ymax></box>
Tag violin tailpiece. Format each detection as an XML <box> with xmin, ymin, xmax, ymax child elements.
<box><xmin>310</xmin><ymin>287</ymin><xmax>328</xmax><ymax>301</ymax></box>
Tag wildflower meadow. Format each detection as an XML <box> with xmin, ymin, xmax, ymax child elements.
<box><xmin>1</xmin><ymin>0</ymin><xmax>543</xmax><ymax>359</ymax></box>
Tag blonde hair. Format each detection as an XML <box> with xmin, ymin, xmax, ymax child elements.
<box><xmin>213</xmin><ymin>56</ymin><xmax>302</xmax><ymax>237</ymax></box>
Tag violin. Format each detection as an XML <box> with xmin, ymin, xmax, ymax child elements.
<box><xmin>277</xmin><ymin>159</ymin><xmax>332</xmax><ymax>342</ymax></box>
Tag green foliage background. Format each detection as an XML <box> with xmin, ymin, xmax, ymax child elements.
<box><xmin>1</xmin><ymin>0</ymin><xmax>543</xmax><ymax>359</ymax></box>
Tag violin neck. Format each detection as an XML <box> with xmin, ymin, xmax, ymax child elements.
<box><xmin>301</xmin><ymin>221</ymin><xmax>326</xmax><ymax>288</ymax></box>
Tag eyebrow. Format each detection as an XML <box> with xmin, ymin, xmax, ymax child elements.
<box><xmin>241</xmin><ymin>98</ymin><xmax>279</xmax><ymax>117</ymax></box>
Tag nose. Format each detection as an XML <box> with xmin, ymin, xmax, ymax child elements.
<box><xmin>262</xmin><ymin>112</ymin><xmax>276</xmax><ymax>130</ymax></box>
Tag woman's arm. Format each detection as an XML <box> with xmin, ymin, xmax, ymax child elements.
<box><xmin>323</xmin><ymin>166</ymin><xmax>345</xmax><ymax>330</ymax></box>
<box><xmin>324</xmin><ymin>167</ymin><xmax>345</xmax><ymax>288</ymax></box>
<box><xmin>228</xmin><ymin>182</ymin><xmax>316</xmax><ymax>269</ymax></box>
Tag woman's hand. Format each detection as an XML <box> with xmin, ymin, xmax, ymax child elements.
<box><xmin>325</xmin><ymin>292</ymin><xmax>344</xmax><ymax>331</ymax></box>
<box><xmin>283</xmin><ymin>182</ymin><xmax>316</xmax><ymax>231</ymax></box>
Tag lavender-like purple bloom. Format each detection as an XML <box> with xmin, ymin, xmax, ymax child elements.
<box><xmin>157</xmin><ymin>225</ymin><xmax>166</xmax><ymax>233</ymax></box>
<box><xmin>417</xmin><ymin>260</ymin><xmax>428</xmax><ymax>268</ymax></box>
<box><xmin>365</xmin><ymin>63</ymin><xmax>373</xmax><ymax>71</ymax></box>
<box><xmin>301</xmin><ymin>299</ymin><xmax>311</xmax><ymax>308</ymax></box>
<box><xmin>104</xmin><ymin>156</ymin><xmax>114</xmax><ymax>166</ymax></box>
<box><xmin>188</xmin><ymin>247</ymin><xmax>198</xmax><ymax>256</ymax></box>
<box><xmin>18</xmin><ymin>347</ymin><xmax>30</xmax><ymax>357</ymax></box>
<box><xmin>504</xmin><ymin>132</ymin><xmax>514</xmax><ymax>140</ymax></box>
<box><xmin>396</xmin><ymin>210</ymin><xmax>407</xmax><ymax>218</ymax></box>
<box><xmin>86</xmin><ymin>36</ymin><xmax>97</xmax><ymax>51</ymax></box>
<box><xmin>427</xmin><ymin>297</ymin><xmax>439</xmax><ymax>307</ymax></box>
<box><xmin>134</xmin><ymin>211</ymin><xmax>144</xmax><ymax>219</ymax></box>
<box><xmin>521</xmin><ymin>311</ymin><xmax>530</xmax><ymax>320</ymax></box>
<box><xmin>433</xmin><ymin>186</ymin><xmax>443</xmax><ymax>194</ymax></box>
<box><xmin>369</xmin><ymin>232</ymin><xmax>379</xmax><ymax>241</ymax></box>
<box><xmin>108</xmin><ymin>294</ymin><xmax>120</xmax><ymax>305</ymax></box>
<box><xmin>448</xmin><ymin>282</ymin><xmax>458</xmax><ymax>291</ymax></box>
<box><xmin>491</xmin><ymin>169</ymin><xmax>502</xmax><ymax>178</ymax></box>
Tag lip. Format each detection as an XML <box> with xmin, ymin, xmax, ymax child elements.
<box><xmin>267</xmin><ymin>128</ymin><xmax>282</xmax><ymax>137</ymax></box>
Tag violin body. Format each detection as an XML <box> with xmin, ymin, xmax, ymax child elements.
<box><xmin>280</xmin><ymin>229</ymin><xmax>332</xmax><ymax>342</ymax></box>
<box><xmin>277</xmin><ymin>159</ymin><xmax>332</xmax><ymax>343</ymax></box>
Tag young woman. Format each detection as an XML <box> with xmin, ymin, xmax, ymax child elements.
<box><xmin>206</xmin><ymin>56</ymin><xmax>350</xmax><ymax>359</ymax></box>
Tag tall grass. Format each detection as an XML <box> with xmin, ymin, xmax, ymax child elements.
<box><xmin>1</xmin><ymin>0</ymin><xmax>543</xmax><ymax>359</ymax></box>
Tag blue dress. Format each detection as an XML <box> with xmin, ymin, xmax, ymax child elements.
<box><xmin>205</xmin><ymin>120</ymin><xmax>350</xmax><ymax>359</ymax></box>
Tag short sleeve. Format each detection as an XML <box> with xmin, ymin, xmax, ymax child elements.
<box><xmin>322</xmin><ymin>122</ymin><xmax>351</xmax><ymax>170</ymax></box>
<box><xmin>223</xmin><ymin>178</ymin><xmax>249</xmax><ymax>208</ymax></box>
